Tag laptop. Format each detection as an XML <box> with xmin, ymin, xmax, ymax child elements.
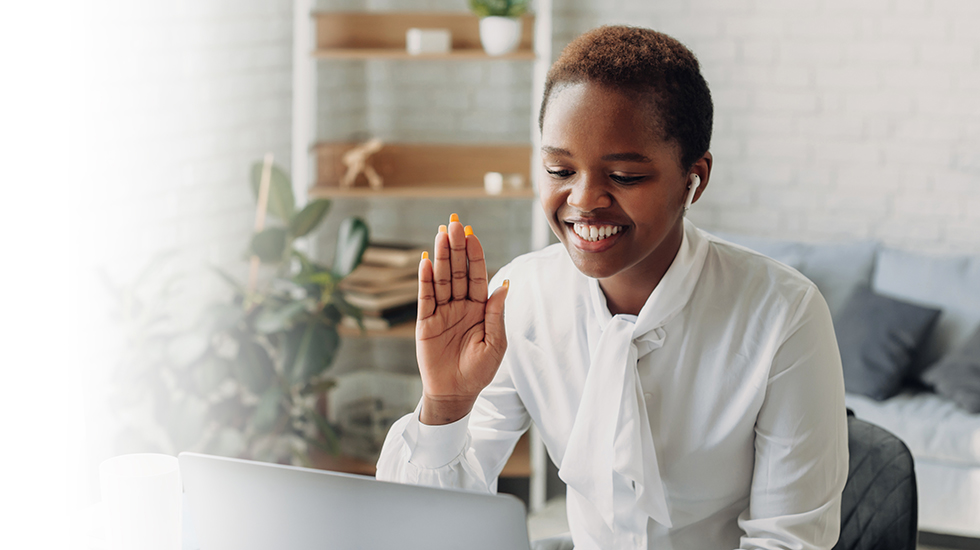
<box><xmin>178</xmin><ymin>452</ymin><xmax>533</xmax><ymax>550</ymax></box>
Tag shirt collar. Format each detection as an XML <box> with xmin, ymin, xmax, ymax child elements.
<box><xmin>589</xmin><ymin>218</ymin><xmax>709</xmax><ymax>336</ymax></box>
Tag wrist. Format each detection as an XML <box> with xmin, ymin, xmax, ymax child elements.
<box><xmin>420</xmin><ymin>395</ymin><xmax>477</xmax><ymax>425</ymax></box>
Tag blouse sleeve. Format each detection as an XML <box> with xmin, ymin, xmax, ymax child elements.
<box><xmin>375</xmin><ymin>356</ymin><xmax>532</xmax><ymax>494</ymax></box>
<box><xmin>738</xmin><ymin>286</ymin><xmax>850</xmax><ymax>550</ymax></box>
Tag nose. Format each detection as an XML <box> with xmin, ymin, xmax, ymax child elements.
<box><xmin>566</xmin><ymin>172</ymin><xmax>612</xmax><ymax>212</ymax></box>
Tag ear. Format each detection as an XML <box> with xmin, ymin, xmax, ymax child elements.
<box><xmin>687</xmin><ymin>152</ymin><xmax>712</xmax><ymax>206</ymax></box>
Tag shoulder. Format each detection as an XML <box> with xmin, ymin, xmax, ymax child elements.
<box><xmin>696</xmin><ymin>228</ymin><xmax>827</xmax><ymax>325</ymax></box>
<box><xmin>702</xmin><ymin>229</ymin><xmax>818</xmax><ymax>294</ymax></box>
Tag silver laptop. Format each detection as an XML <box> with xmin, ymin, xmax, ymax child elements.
<box><xmin>178</xmin><ymin>452</ymin><xmax>532</xmax><ymax>550</ymax></box>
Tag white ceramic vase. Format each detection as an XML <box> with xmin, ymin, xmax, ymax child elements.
<box><xmin>479</xmin><ymin>16</ymin><xmax>522</xmax><ymax>56</ymax></box>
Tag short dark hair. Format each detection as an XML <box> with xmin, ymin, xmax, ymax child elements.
<box><xmin>539</xmin><ymin>26</ymin><xmax>713</xmax><ymax>170</ymax></box>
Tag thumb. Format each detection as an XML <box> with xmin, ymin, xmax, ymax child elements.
<box><xmin>484</xmin><ymin>279</ymin><xmax>509</xmax><ymax>353</ymax></box>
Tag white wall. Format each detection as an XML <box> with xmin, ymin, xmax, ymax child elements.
<box><xmin>554</xmin><ymin>0</ymin><xmax>980</xmax><ymax>254</ymax></box>
<box><xmin>72</xmin><ymin>0</ymin><xmax>298</xmax><ymax>506</ymax></box>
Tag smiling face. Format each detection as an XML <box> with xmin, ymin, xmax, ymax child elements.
<box><xmin>540</xmin><ymin>81</ymin><xmax>708</xmax><ymax>311</ymax></box>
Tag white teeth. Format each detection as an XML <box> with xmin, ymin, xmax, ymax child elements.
<box><xmin>572</xmin><ymin>223</ymin><xmax>621</xmax><ymax>242</ymax></box>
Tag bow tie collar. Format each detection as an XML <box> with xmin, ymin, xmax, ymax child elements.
<box><xmin>558</xmin><ymin>220</ymin><xmax>709</xmax><ymax>544</ymax></box>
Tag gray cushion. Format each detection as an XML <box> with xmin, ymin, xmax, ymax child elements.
<box><xmin>922</xmin><ymin>325</ymin><xmax>980</xmax><ymax>413</ymax></box>
<box><xmin>836</xmin><ymin>286</ymin><xmax>941</xmax><ymax>401</ymax></box>
<box><xmin>873</xmin><ymin>247</ymin><xmax>980</xmax><ymax>376</ymax></box>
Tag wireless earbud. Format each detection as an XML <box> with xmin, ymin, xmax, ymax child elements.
<box><xmin>684</xmin><ymin>174</ymin><xmax>701</xmax><ymax>213</ymax></box>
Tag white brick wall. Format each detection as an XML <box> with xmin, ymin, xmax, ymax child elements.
<box><xmin>75</xmin><ymin>0</ymin><xmax>297</xmax><ymax>505</ymax></box>
<box><xmin>552</xmin><ymin>0</ymin><xmax>980</xmax><ymax>254</ymax></box>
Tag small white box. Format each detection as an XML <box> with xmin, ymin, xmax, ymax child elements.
<box><xmin>406</xmin><ymin>28</ymin><xmax>452</xmax><ymax>55</ymax></box>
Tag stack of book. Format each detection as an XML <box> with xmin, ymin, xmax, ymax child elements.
<box><xmin>340</xmin><ymin>242</ymin><xmax>426</xmax><ymax>332</ymax></box>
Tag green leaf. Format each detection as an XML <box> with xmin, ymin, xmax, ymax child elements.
<box><xmin>285</xmin><ymin>323</ymin><xmax>340</xmax><ymax>385</ymax></box>
<box><xmin>165</xmin><ymin>332</ymin><xmax>209</xmax><ymax>368</ymax></box>
<box><xmin>235</xmin><ymin>337</ymin><xmax>275</xmax><ymax>394</ymax></box>
<box><xmin>469</xmin><ymin>0</ymin><xmax>527</xmax><ymax>16</ymax></box>
<box><xmin>250</xmin><ymin>162</ymin><xmax>296</xmax><ymax>222</ymax></box>
<box><xmin>194</xmin><ymin>356</ymin><xmax>231</xmax><ymax>395</ymax></box>
<box><xmin>210</xmin><ymin>266</ymin><xmax>245</xmax><ymax>294</ymax></box>
<box><xmin>166</xmin><ymin>393</ymin><xmax>210</xmax><ymax>451</ymax></box>
<box><xmin>253</xmin><ymin>299</ymin><xmax>311</xmax><ymax>334</ymax></box>
<box><xmin>251</xmin><ymin>385</ymin><xmax>284</xmax><ymax>434</ymax></box>
<box><xmin>249</xmin><ymin>227</ymin><xmax>289</xmax><ymax>264</ymax></box>
<box><xmin>331</xmin><ymin>217</ymin><xmax>370</xmax><ymax>278</ymax></box>
<box><xmin>307</xmin><ymin>407</ymin><xmax>341</xmax><ymax>455</ymax></box>
<box><xmin>289</xmin><ymin>199</ymin><xmax>331</xmax><ymax>238</ymax></box>
<box><xmin>201</xmin><ymin>303</ymin><xmax>243</xmax><ymax>332</ymax></box>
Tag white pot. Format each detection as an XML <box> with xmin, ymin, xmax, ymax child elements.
<box><xmin>479</xmin><ymin>16</ymin><xmax>522</xmax><ymax>56</ymax></box>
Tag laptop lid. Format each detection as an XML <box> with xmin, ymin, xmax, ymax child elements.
<box><xmin>178</xmin><ymin>452</ymin><xmax>532</xmax><ymax>550</ymax></box>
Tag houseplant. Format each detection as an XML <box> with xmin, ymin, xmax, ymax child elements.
<box><xmin>107</xmin><ymin>160</ymin><xmax>369</xmax><ymax>466</ymax></box>
<box><xmin>469</xmin><ymin>0</ymin><xmax>529</xmax><ymax>56</ymax></box>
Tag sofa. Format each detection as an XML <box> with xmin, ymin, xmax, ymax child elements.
<box><xmin>717</xmin><ymin>232</ymin><xmax>980</xmax><ymax>538</ymax></box>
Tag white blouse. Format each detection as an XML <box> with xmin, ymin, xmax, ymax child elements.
<box><xmin>377</xmin><ymin>220</ymin><xmax>848</xmax><ymax>550</ymax></box>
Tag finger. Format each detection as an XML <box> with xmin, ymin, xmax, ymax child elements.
<box><xmin>418</xmin><ymin>251</ymin><xmax>435</xmax><ymax>320</ymax></box>
<box><xmin>465</xmin><ymin>226</ymin><xmax>488</xmax><ymax>304</ymax></box>
<box><xmin>448</xmin><ymin>214</ymin><xmax>467</xmax><ymax>301</ymax></box>
<box><xmin>433</xmin><ymin>226</ymin><xmax>451</xmax><ymax>305</ymax></box>
<box><xmin>484</xmin><ymin>280</ymin><xmax>509</xmax><ymax>355</ymax></box>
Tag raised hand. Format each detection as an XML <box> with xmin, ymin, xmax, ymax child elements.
<box><xmin>416</xmin><ymin>214</ymin><xmax>509</xmax><ymax>425</ymax></box>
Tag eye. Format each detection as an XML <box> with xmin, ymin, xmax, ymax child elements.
<box><xmin>610</xmin><ymin>174</ymin><xmax>644</xmax><ymax>185</ymax></box>
<box><xmin>546</xmin><ymin>168</ymin><xmax>574</xmax><ymax>179</ymax></box>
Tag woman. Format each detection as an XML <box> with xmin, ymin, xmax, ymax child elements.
<box><xmin>377</xmin><ymin>26</ymin><xmax>848</xmax><ymax>550</ymax></box>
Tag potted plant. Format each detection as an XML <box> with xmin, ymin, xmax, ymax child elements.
<box><xmin>469</xmin><ymin>0</ymin><xmax>529</xmax><ymax>56</ymax></box>
<box><xmin>106</xmin><ymin>160</ymin><xmax>370</xmax><ymax>466</ymax></box>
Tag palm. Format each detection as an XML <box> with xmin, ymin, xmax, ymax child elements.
<box><xmin>418</xmin><ymin>299</ymin><xmax>500</xmax><ymax>399</ymax></box>
<box><xmin>415</xmin><ymin>218</ymin><xmax>509</xmax><ymax>422</ymax></box>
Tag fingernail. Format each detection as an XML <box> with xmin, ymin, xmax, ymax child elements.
<box><xmin>503</xmin><ymin>279</ymin><xmax>510</xmax><ymax>289</ymax></box>
<box><xmin>439</xmin><ymin>224</ymin><xmax>447</xmax><ymax>233</ymax></box>
<box><xmin>464</xmin><ymin>225</ymin><xmax>473</xmax><ymax>236</ymax></box>
<box><xmin>422</xmin><ymin>251</ymin><xmax>429</xmax><ymax>260</ymax></box>
<box><xmin>450</xmin><ymin>213</ymin><xmax>460</xmax><ymax>223</ymax></box>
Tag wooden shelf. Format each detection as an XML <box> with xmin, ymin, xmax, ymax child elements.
<box><xmin>313</xmin><ymin>49</ymin><xmax>535</xmax><ymax>61</ymax></box>
<box><xmin>338</xmin><ymin>321</ymin><xmax>416</xmax><ymax>339</ymax></box>
<box><xmin>309</xmin><ymin>449</ymin><xmax>378</xmax><ymax>477</ymax></box>
<box><xmin>311</xmin><ymin>186</ymin><xmax>535</xmax><ymax>199</ymax></box>
<box><xmin>312</xmin><ymin>142</ymin><xmax>534</xmax><ymax>198</ymax></box>
<box><xmin>313</xmin><ymin>12</ymin><xmax>535</xmax><ymax>60</ymax></box>
<box><xmin>500</xmin><ymin>432</ymin><xmax>531</xmax><ymax>478</ymax></box>
<box><xmin>309</xmin><ymin>432</ymin><xmax>532</xmax><ymax>479</ymax></box>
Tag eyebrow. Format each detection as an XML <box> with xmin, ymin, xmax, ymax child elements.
<box><xmin>540</xmin><ymin>146</ymin><xmax>652</xmax><ymax>163</ymax></box>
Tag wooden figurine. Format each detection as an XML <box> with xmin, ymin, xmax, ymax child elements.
<box><xmin>341</xmin><ymin>138</ymin><xmax>385</xmax><ymax>190</ymax></box>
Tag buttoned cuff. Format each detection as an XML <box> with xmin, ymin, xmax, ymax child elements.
<box><xmin>407</xmin><ymin>406</ymin><xmax>471</xmax><ymax>469</ymax></box>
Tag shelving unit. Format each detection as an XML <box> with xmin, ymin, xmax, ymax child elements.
<box><xmin>291</xmin><ymin>0</ymin><xmax>553</xmax><ymax>512</ymax></box>
<box><xmin>312</xmin><ymin>12</ymin><xmax>535</xmax><ymax>60</ymax></box>
<box><xmin>310</xmin><ymin>142</ymin><xmax>534</xmax><ymax>198</ymax></box>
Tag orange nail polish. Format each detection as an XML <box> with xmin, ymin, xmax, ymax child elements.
<box><xmin>503</xmin><ymin>279</ymin><xmax>510</xmax><ymax>289</ymax></box>
<box><xmin>464</xmin><ymin>225</ymin><xmax>473</xmax><ymax>236</ymax></box>
<box><xmin>422</xmin><ymin>251</ymin><xmax>429</xmax><ymax>260</ymax></box>
<box><xmin>450</xmin><ymin>213</ymin><xmax>460</xmax><ymax>223</ymax></box>
<box><xmin>439</xmin><ymin>224</ymin><xmax>447</xmax><ymax>233</ymax></box>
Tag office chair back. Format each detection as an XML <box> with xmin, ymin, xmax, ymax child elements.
<box><xmin>832</xmin><ymin>411</ymin><xmax>918</xmax><ymax>550</ymax></box>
